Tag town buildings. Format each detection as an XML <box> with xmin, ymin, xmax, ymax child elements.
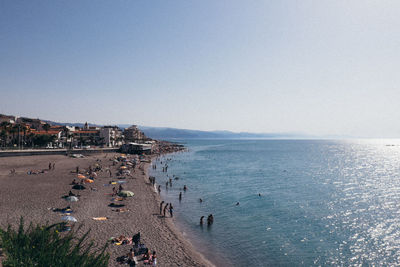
<box><xmin>0</xmin><ymin>114</ymin><xmax>147</xmax><ymax>149</ymax></box>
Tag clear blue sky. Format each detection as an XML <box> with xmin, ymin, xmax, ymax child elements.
<box><xmin>1</xmin><ymin>1</ymin><xmax>400</xmax><ymax>137</ymax></box>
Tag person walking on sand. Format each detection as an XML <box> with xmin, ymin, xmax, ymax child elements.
<box><xmin>159</xmin><ymin>201</ymin><xmax>164</xmax><ymax>215</ymax></box>
<box><xmin>169</xmin><ymin>203</ymin><xmax>174</xmax><ymax>217</ymax></box>
<box><xmin>52</xmin><ymin>162</ymin><xmax>55</xmax><ymax>170</ymax></box>
<box><xmin>49</xmin><ymin>162</ymin><xmax>52</xmax><ymax>170</ymax></box>
<box><xmin>179</xmin><ymin>192</ymin><xmax>182</xmax><ymax>201</ymax></box>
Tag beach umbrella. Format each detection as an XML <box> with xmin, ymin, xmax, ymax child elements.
<box><xmin>117</xmin><ymin>181</ymin><xmax>127</xmax><ymax>184</ymax></box>
<box><xmin>118</xmin><ymin>190</ymin><xmax>134</xmax><ymax>197</ymax></box>
<box><xmin>77</xmin><ymin>174</ymin><xmax>86</xmax><ymax>179</ymax></box>
<box><xmin>84</xmin><ymin>178</ymin><xmax>94</xmax><ymax>183</ymax></box>
<box><xmin>91</xmin><ymin>172</ymin><xmax>98</xmax><ymax>178</ymax></box>
<box><xmin>72</xmin><ymin>184</ymin><xmax>86</xmax><ymax>190</ymax></box>
<box><xmin>120</xmin><ymin>166</ymin><xmax>127</xmax><ymax>170</ymax></box>
<box><xmin>61</xmin><ymin>215</ymin><xmax>77</xmax><ymax>222</ymax></box>
<box><xmin>65</xmin><ymin>196</ymin><xmax>79</xmax><ymax>202</ymax></box>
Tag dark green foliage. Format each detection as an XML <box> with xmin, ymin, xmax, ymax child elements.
<box><xmin>31</xmin><ymin>134</ymin><xmax>56</xmax><ymax>147</ymax></box>
<box><xmin>0</xmin><ymin>218</ymin><xmax>109</xmax><ymax>267</ymax></box>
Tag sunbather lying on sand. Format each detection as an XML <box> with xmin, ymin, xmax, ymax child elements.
<box><xmin>111</xmin><ymin>235</ymin><xmax>132</xmax><ymax>245</ymax></box>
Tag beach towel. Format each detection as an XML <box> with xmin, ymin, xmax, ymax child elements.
<box><xmin>92</xmin><ymin>217</ymin><xmax>108</xmax><ymax>221</ymax></box>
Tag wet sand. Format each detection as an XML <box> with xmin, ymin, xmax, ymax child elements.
<box><xmin>0</xmin><ymin>153</ymin><xmax>213</xmax><ymax>267</ymax></box>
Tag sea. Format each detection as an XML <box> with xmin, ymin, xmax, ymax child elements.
<box><xmin>150</xmin><ymin>139</ymin><xmax>400</xmax><ymax>266</ymax></box>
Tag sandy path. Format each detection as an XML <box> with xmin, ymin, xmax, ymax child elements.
<box><xmin>0</xmin><ymin>153</ymin><xmax>213</xmax><ymax>267</ymax></box>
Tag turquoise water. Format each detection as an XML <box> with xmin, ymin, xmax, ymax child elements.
<box><xmin>151</xmin><ymin>139</ymin><xmax>400</xmax><ymax>266</ymax></box>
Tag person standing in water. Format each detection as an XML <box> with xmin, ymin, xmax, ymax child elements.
<box><xmin>207</xmin><ymin>214</ymin><xmax>214</xmax><ymax>225</ymax></box>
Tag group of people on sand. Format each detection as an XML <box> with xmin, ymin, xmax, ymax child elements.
<box><xmin>48</xmin><ymin>162</ymin><xmax>56</xmax><ymax>170</ymax></box>
<box><xmin>159</xmin><ymin>201</ymin><xmax>173</xmax><ymax>217</ymax></box>
<box><xmin>112</xmin><ymin>183</ymin><xmax>124</xmax><ymax>196</ymax></box>
<box><xmin>114</xmin><ymin>232</ymin><xmax>157</xmax><ymax>266</ymax></box>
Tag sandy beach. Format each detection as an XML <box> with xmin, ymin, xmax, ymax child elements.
<box><xmin>0</xmin><ymin>152</ymin><xmax>213</xmax><ymax>267</ymax></box>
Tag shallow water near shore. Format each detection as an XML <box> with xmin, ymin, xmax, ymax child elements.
<box><xmin>152</xmin><ymin>139</ymin><xmax>400</xmax><ymax>266</ymax></box>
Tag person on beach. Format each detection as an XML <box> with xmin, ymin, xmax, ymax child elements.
<box><xmin>200</xmin><ymin>216</ymin><xmax>204</xmax><ymax>225</ymax></box>
<box><xmin>183</xmin><ymin>185</ymin><xmax>187</xmax><ymax>191</ymax></box>
<box><xmin>71</xmin><ymin>179</ymin><xmax>77</xmax><ymax>185</ymax></box>
<box><xmin>118</xmin><ymin>184</ymin><xmax>124</xmax><ymax>192</ymax></box>
<box><xmin>160</xmin><ymin>201</ymin><xmax>164</xmax><ymax>215</ymax></box>
<box><xmin>132</xmin><ymin>232</ymin><xmax>141</xmax><ymax>247</ymax></box>
<box><xmin>165</xmin><ymin>181</ymin><xmax>168</xmax><ymax>190</ymax></box>
<box><xmin>49</xmin><ymin>162</ymin><xmax>52</xmax><ymax>170</ymax></box>
<box><xmin>207</xmin><ymin>214</ymin><xmax>214</xmax><ymax>225</ymax></box>
<box><xmin>52</xmin><ymin>162</ymin><xmax>55</xmax><ymax>170</ymax></box>
<box><xmin>76</xmin><ymin>166</ymin><xmax>79</xmax><ymax>173</ymax></box>
<box><xmin>112</xmin><ymin>187</ymin><xmax>117</xmax><ymax>196</ymax></box>
<box><xmin>127</xmin><ymin>248</ymin><xmax>135</xmax><ymax>266</ymax></box>
<box><xmin>169</xmin><ymin>204</ymin><xmax>174</xmax><ymax>217</ymax></box>
<box><xmin>179</xmin><ymin>192</ymin><xmax>182</xmax><ymax>201</ymax></box>
<box><xmin>151</xmin><ymin>251</ymin><xmax>157</xmax><ymax>266</ymax></box>
<box><xmin>157</xmin><ymin>185</ymin><xmax>161</xmax><ymax>193</ymax></box>
<box><xmin>163</xmin><ymin>203</ymin><xmax>168</xmax><ymax>217</ymax></box>
<box><xmin>143</xmin><ymin>251</ymin><xmax>151</xmax><ymax>263</ymax></box>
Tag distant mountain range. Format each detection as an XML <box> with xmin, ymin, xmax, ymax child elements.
<box><xmin>37</xmin><ymin>119</ymin><xmax>312</xmax><ymax>140</ymax></box>
<box><xmin>132</xmin><ymin>126</ymin><xmax>310</xmax><ymax>140</ymax></box>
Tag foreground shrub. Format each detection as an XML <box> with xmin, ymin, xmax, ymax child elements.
<box><xmin>0</xmin><ymin>218</ymin><xmax>109</xmax><ymax>267</ymax></box>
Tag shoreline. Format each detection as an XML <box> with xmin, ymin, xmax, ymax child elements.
<box><xmin>150</xmin><ymin>151</ymin><xmax>232</xmax><ymax>267</ymax></box>
<box><xmin>146</xmin><ymin>160</ymin><xmax>216</xmax><ymax>267</ymax></box>
<box><xmin>0</xmin><ymin>149</ymin><xmax>213</xmax><ymax>266</ymax></box>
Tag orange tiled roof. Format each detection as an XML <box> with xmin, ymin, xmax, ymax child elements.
<box><xmin>33</xmin><ymin>130</ymin><xmax>62</xmax><ymax>135</ymax></box>
<box><xmin>75</xmin><ymin>130</ymin><xmax>99</xmax><ymax>134</ymax></box>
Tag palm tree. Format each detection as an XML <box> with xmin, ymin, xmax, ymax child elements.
<box><xmin>9</xmin><ymin>126</ymin><xmax>18</xmax><ymax>147</ymax></box>
<box><xmin>0</xmin><ymin>130</ymin><xmax>7</xmax><ymax>147</ymax></box>
<box><xmin>62</xmin><ymin>126</ymin><xmax>69</xmax><ymax>148</ymax></box>
<box><xmin>21</xmin><ymin>124</ymin><xmax>27</xmax><ymax>149</ymax></box>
